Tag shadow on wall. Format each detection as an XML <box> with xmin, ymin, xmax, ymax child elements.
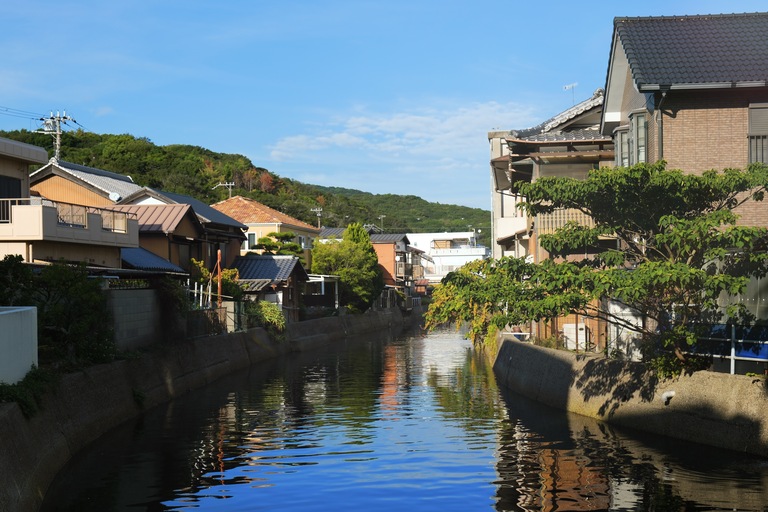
<box><xmin>572</xmin><ymin>355</ymin><xmax>658</xmax><ymax>418</ymax></box>
<box><xmin>493</xmin><ymin>339</ymin><xmax>768</xmax><ymax>457</ymax></box>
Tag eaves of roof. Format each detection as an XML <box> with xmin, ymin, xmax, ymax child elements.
<box><xmin>512</xmin><ymin>89</ymin><xmax>605</xmax><ymax>138</ymax></box>
<box><xmin>509</xmin><ymin>129</ymin><xmax>612</xmax><ymax>144</ymax></box>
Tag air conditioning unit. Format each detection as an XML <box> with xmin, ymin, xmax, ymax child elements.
<box><xmin>563</xmin><ymin>323</ymin><xmax>590</xmax><ymax>351</ymax></box>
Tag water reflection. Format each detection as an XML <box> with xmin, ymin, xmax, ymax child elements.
<box><xmin>41</xmin><ymin>328</ymin><xmax>768</xmax><ymax>511</ymax></box>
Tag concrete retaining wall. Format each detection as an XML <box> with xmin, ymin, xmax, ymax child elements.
<box><xmin>494</xmin><ymin>338</ymin><xmax>768</xmax><ymax>457</ymax></box>
<box><xmin>0</xmin><ymin>307</ymin><xmax>413</xmax><ymax>512</ymax></box>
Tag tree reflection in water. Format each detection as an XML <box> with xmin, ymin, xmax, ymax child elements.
<box><xmin>41</xmin><ymin>328</ymin><xmax>768</xmax><ymax>511</ymax></box>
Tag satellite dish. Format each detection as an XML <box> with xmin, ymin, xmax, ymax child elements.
<box><xmin>108</xmin><ymin>192</ymin><xmax>121</xmax><ymax>202</ymax></box>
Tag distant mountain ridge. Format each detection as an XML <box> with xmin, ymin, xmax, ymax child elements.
<box><xmin>0</xmin><ymin>129</ymin><xmax>490</xmax><ymax>237</ymax></box>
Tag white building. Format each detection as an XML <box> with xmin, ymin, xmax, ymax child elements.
<box><xmin>406</xmin><ymin>231</ymin><xmax>489</xmax><ymax>283</ymax></box>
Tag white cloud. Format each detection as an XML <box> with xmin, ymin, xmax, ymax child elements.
<box><xmin>266</xmin><ymin>101</ymin><xmax>538</xmax><ymax>209</ymax></box>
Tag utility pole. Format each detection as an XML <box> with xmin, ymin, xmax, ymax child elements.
<box><xmin>213</xmin><ymin>182</ymin><xmax>235</xmax><ymax>198</ymax></box>
<box><xmin>311</xmin><ymin>207</ymin><xmax>323</xmax><ymax>228</ymax></box>
<box><xmin>37</xmin><ymin>111</ymin><xmax>76</xmax><ymax>163</ymax></box>
<box><xmin>378</xmin><ymin>214</ymin><xmax>386</xmax><ymax>232</ymax></box>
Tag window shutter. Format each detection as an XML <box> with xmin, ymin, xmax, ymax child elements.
<box><xmin>749</xmin><ymin>106</ymin><xmax>768</xmax><ymax>135</ymax></box>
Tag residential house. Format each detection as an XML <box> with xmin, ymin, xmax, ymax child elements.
<box><xmin>370</xmin><ymin>234</ymin><xmax>426</xmax><ymax>300</ymax></box>
<box><xmin>602</xmin><ymin>12</ymin><xmax>768</xmax><ymax>228</ymax></box>
<box><xmin>210</xmin><ymin>195</ymin><xmax>320</xmax><ymax>264</ymax></box>
<box><xmin>108</xmin><ymin>203</ymin><xmax>204</xmax><ymax>272</ymax></box>
<box><xmin>406</xmin><ymin>231</ymin><xmax>489</xmax><ymax>284</ymax></box>
<box><xmin>600</xmin><ymin>12</ymin><xmax>768</xmax><ymax>367</ymax></box>
<box><xmin>30</xmin><ymin>160</ymin><xmax>246</xmax><ymax>270</ymax></box>
<box><xmin>230</xmin><ymin>254</ymin><xmax>309</xmax><ymax>323</ymax></box>
<box><xmin>0</xmin><ymin>139</ymin><xmax>139</xmax><ymax>267</ymax></box>
<box><xmin>489</xmin><ymin>88</ymin><xmax>614</xmax><ymax>262</ymax></box>
<box><xmin>488</xmin><ymin>89</ymin><xmax>614</xmax><ymax>348</ymax></box>
<box><xmin>119</xmin><ymin>188</ymin><xmax>246</xmax><ymax>269</ymax></box>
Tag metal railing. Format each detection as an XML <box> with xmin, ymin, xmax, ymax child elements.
<box><xmin>0</xmin><ymin>197</ymin><xmax>133</xmax><ymax>233</ymax></box>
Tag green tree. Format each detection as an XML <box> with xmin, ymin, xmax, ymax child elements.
<box><xmin>253</xmin><ymin>231</ymin><xmax>303</xmax><ymax>258</ymax></box>
<box><xmin>311</xmin><ymin>223</ymin><xmax>384</xmax><ymax>313</ymax></box>
<box><xmin>426</xmin><ymin>162</ymin><xmax>768</xmax><ymax>372</ymax></box>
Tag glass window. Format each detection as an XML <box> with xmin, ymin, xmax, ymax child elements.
<box><xmin>630</xmin><ymin>112</ymin><xmax>647</xmax><ymax>164</ymax></box>
<box><xmin>749</xmin><ymin>104</ymin><xmax>768</xmax><ymax>164</ymax></box>
<box><xmin>615</xmin><ymin>128</ymin><xmax>629</xmax><ymax>167</ymax></box>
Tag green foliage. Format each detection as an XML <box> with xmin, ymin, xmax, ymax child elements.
<box><xmin>427</xmin><ymin>162</ymin><xmax>768</xmax><ymax>374</ymax></box>
<box><xmin>0</xmin><ymin>366</ymin><xmax>59</xmax><ymax>418</ymax></box>
<box><xmin>0</xmin><ymin>257</ymin><xmax>117</xmax><ymax>405</ymax></box>
<box><xmin>245</xmin><ymin>300</ymin><xmax>286</xmax><ymax>341</ymax></box>
<box><xmin>311</xmin><ymin>223</ymin><xmax>384</xmax><ymax>313</ymax></box>
<box><xmin>30</xmin><ymin>262</ymin><xmax>116</xmax><ymax>366</ymax></box>
<box><xmin>253</xmin><ymin>231</ymin><xmax>305</xmax><ymax>263</ymax></box>
<box><xmin>0</xmin><ymin>255</ymin><xmax>34</xmax><ymax>305</ymax></box>
<box><xmin>190</xmin><ymin>258</ymin><xmax>243</xmax><ymax>301</ymax></box>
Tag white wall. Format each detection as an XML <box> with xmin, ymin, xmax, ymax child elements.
<box><xmin>0</xmin><ymin>307</ymin><xmax>37</xmax><ymax>384</ymax></box>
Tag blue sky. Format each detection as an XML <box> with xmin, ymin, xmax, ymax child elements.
<box><xmin>2</xmin><ymin>1</ymin><xmax>767</xmax><ymax>210</ymax></box>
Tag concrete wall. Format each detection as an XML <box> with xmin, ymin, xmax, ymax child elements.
<box><xmin>107</xmin><ymin>289</ymin><xmax>161</xmax><ymax>350</ymax></box>
<box><xmin>0</xmin><ymin>307</ymin><xmax>414</xmax><ymax>512</ymax></box>
<box><xmin>494</xmin><ymin>338</ymin><xmax>768</xmax><ymax>457</ymax></box>
<box><xmin>0</xmin><ymin>307</ymin><xmax>37</xmax><ymax>384</ymax></box>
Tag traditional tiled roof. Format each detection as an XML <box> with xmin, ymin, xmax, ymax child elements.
<box><xmin>509</xmin><ymin>128</ymin><xmax>609</xmax><ymax>144</ymax></box>
<box><xmin>614</xmin><ymin>12</ymin><xmax>768</xmax><ymax>90</ymax></box>
<box><xmin>108</xmin><ymin>204</ymin><xmax>199</xmax><ymax>234</ymax></box>
<box><xmin>121</xmin><ymin>247</ymin><xmax>186</xmax><ymax>274</ymax></box>
<box><xmin>319</xmin><ymin>227</ymin><xmax>345</xmax><ymax>239</ymax></box>
<box><xmin>370</xmin><ymin>234</ymin><xmax>410</xmax><ymax>244</ymax></box>
<box><xmin>512</xmin><ymin>89</ymin><xmax>605</xmax><ymax>139</ymax></box>
<box><xmin>212</xmin><ymin>196</ymin><xmax>318</xmax><ymax>232</ymax></box>
<box><xmin>159</xmin><ymin>191</ymin><xmax>246</xmax><ymax>230</ymax></box>
<box><xmin>31</xmin><ymin>160</ymin><xmax>143</xmax><ymax>200</ymax></box>
<box><xmin>231</xmin><ymin>254</ymin><xmax>309</xmax><ymax>284</ymax></box>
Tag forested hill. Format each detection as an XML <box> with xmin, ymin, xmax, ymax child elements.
<box><xmin>1</xmin><ymin>129</ymin><xmax>490</xmax><ymax>235</ymax></box>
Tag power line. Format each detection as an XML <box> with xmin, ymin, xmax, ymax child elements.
<box><xmin>0</xmin><ymin>105</ymin><xmax>47</xmax><ymax>121</ymax></box>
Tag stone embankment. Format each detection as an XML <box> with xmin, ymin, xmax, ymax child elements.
<box><xmin>0</xmin><ymin>307</ymin><xmax>419</xmax><ymax>512</ymax></box>
<box><xmin>494</xmin><ymin>337</ymin><xmax>768</xmax><ymax>457</ymax></box>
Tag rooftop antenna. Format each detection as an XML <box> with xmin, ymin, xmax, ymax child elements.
<box><xmin>212</xmin><ymin>182</ymin><xmax>235</xmax><ymax>198</ymax></box>
<box><xmin>563</xmin><ymin>83</ymin><xmax>578</xmax><ymax>105</ymax></box>
<box><xmin>37</xmin><ymin>111</ymin><xmax>76</xmax><ymax>163</ymax></box>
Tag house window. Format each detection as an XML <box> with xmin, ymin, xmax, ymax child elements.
<box><xmin>248</xmin><ymin>232</ymin><xmax>257</xmax><ymax>249</ymax></box>
<box><xmin>749</xmin><ymin>104</ymin><xmax>768</xmax><ymax>163</ymax></box>
<box><xmin>615</xmin><ymin>127</ymin><xmax>629</xmax><ymax>166</ymax></box>
<box><xmin>630</xmin><ymin>111</ymin><xmax>647</xmax><ymax>164</ymax></box>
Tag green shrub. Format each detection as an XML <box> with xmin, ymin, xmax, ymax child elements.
<box><xmin>245</xmin><ymin>300</ymin><xmax>286</xmax><ymax>342</ymax></box>
<box><xmin>0</xmin><ymin>367</ymin><xmax>59</xmax><ymax>418</ymax></box>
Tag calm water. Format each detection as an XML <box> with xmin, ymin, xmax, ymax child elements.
<box><xmin>42</xmin><ymin>327</ymin><xmax>768</xmax><ymax>511</ymax></box>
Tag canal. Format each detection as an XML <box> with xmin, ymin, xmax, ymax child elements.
<box><xmin>42</xmin><ymin>326</ymin><xmax>768</xmax><ymax>511</ymax></box>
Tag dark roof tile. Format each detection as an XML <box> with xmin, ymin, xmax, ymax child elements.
<box><xmin>231</xmin><ymin>254</ymin><xmax>308</xmax><ymax>283</ymax></box>
<box><xmin>615</xmin><ymin>12</ymin><xmax>768</xmax><ymax>88</ymax></box>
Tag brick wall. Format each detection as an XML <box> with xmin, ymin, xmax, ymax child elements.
<box><xmin>660</xmin><ymin>89</ymin><xmax>768</xmax><ymax>227</ymax></box>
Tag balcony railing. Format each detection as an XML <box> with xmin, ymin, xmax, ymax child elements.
<box><xmin>537</xmin><ymin>208</ymin><xmax>595</xmax><ymax>235</ymax></box>
<box><xmin>396</xmin><ymin>262</ymin><xmax>413</xmax><ymax>277</ymax></box>
<box><xmin>0</xmin><ymin>198</ymin><xmax>134</xmax><ymax>234</ymax></box>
